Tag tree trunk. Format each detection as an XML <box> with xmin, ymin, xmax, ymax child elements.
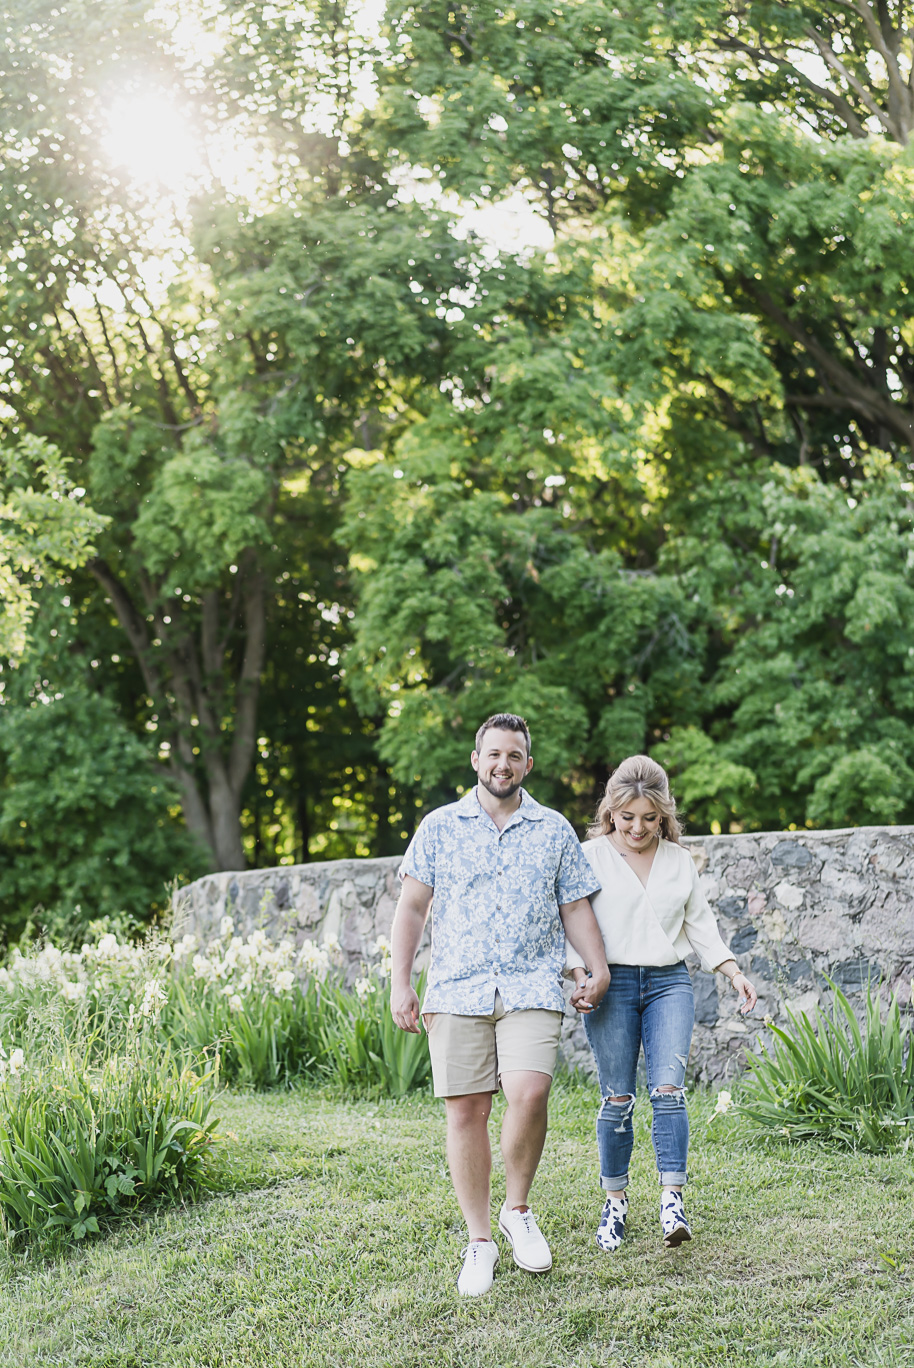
<box><xmin>90</xmin><ymin>556</ymin><xmax>267</xmax><ymax>872</ymax></box>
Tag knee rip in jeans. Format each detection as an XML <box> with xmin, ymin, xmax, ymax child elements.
<box><xmin>649</xmin><ymin>1084</ymin><xmax>686</xmax><ymax>1110</ymax></box>
<box><xmin>598</xmin><ymin>1092</ymin><xmax>635</xmax><ymax>1134</ymax></box>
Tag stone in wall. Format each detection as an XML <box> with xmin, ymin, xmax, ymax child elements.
<box><xmin>172</xmin><ymin>825</ymin><xmax>914</xmax><ymax>1084</ymax></box>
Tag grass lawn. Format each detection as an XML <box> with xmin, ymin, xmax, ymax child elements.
<box><xmin>1</xmin><ymin>1080</ymin><xmax>911</xmax><ymax>1368</ymax></box>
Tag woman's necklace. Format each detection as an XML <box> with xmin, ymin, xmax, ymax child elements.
<box><xmin>610</xmin><ymin>831</ymin><xmax>658</xmax><ymax>859</ymax></box>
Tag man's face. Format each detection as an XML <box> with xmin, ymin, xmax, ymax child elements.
<box><xmin>471</xmin><ymin>728</ymin><xmax>533</xmax><ymax>800</ymax></box>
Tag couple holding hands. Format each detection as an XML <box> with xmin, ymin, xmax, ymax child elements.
<box><xmin>390</xmin><ymin>713</ymin><xmax>756</xmax><ymax>1297</ymax></box>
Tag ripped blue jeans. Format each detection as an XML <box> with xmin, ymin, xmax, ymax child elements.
<box><xmin>583</xmin><ymin>963</ymin><xmax>694</xmax><ymax>1189</ymax></box>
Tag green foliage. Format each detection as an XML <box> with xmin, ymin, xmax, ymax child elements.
<box><xmin>0</xmin><ymin>926</ymin><xmax>431</xmax><ymax>1100</ymax></box>
<box><xmin>341</xmin><ymin>394</ymin><xmax>708</xmax><ymax>820</ymax></box>
<box><xmin>739</xmin><ymin>982</ymin><xmax>914</xmax><ymax>1153</ymax></box>
<box><xmin>660</xmin><ymin>461</ymin><xmax>914</xmax><ymax>831</ymax></box>
<box><xmin>3</xmin><ymin>0</ymin><xmax>914</xmax><ymax>859</ymax></box>
<box><xmin>0</xmin><ymin>436</ymin><xmax>108</xmax><ymax>659</ymax></box>
<box><xmin>0</xmin><ymin>1012</ymin><xmax>220</xmax><ymax>1248</ymax></box>
<box><xmin>0</xmin><ymin>685</ymin><xmax>207</xmax><ymax>944</ymax></box>
<box><xmin>320</xmin><ymin>970</ymin><xmax>432</xmax><ymax>1098</ymax></box>
<box><xmin>167</xmin><ymin>972</ymin><xmax>326</xmax><ymax>1092</ymax></box>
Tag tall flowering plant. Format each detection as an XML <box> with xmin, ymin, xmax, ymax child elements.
<box><xmin>165</xmin><ymin>919</ymin><xmax>343</xmax><ymax>1088</ymax></box>
<box><xmin>0</xmin><ymin>975</ymin><xmax>220</xmax><ymax>1247</ymax></box>
<box><xmin>0</xmin><ymin>921</ymin><xmax>431</xmax><ymax>1099</ymax></box>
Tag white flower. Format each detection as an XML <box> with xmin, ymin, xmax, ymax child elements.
<box><xmin>299</xmin><ymin>939</ymin><xmax>330</xmax><ymax>977</ymax></box>
<box><xmin>96</xmin><ymin>933</ymin><xmax>119</xmax><ymax>958</ymax></box>
<box><xmin>372</xmin><ymin>935</ymin><xmax>391</xmax><ymax>956</ymax></box>
<box><xmin>140</xmin><ymin>978</ymin><xmax>168</xmax><ymax>1020</ymax></box>
<box><xmin>192</xmin><ymin>954</ymin><xmax>217</xmax><ymax>982</ymax></box>
<box><xmin>61</xmin><ymin>980</ymin><xmax>87</xmax><ymax>1002</ymax></box>
<box><xmin>228</xmin><ymin>993</ymin><xmax>244</xmax><ymax>1012</ymax></box>
<box><xmin>219</xmin><ymin>915</ymin><xmax>234</xmax><ymax>939</ymax></box>
<box><xmin>354</xmin><ymin>976</ymin><xmax>375</xmax><ymax>1001</ymax></box>
<box><xmin>274</xmin><ymin>970</ymin><xmax>296</xmax><ymax>994</ymax></box>
<box><xmin>172</xmin><ymin>933</ymin><xmax>198</xmax><ymax>963</ymax></box>
<box><xmin>9</xmin><ymin>1048</ymin><xmax>24</xmax><ymax>1075</ymax></box>
<box><xmin>713</xmin><ymin>1090</ymin><xmax>733</xmax><ymax>1116</ymax></box>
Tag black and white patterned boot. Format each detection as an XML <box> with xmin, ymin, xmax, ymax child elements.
<box><xmin>660</xmin><ymin>1189</ymin><xmax>692</xmax><ymax>1247</ymax></box>
<box><xmin>595</xmin><ymin>1193</ymin><xmax>628</xmax><ymax>1252</ymax></box>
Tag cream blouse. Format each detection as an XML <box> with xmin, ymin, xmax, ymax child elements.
<box><xmin>565</xmin><ymin>835</ymin><xmax>733</xmax><ymax>975</ymax></box>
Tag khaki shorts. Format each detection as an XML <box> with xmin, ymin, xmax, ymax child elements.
<box><xmin>424</xmin><ymin>992</ymin><xmax>563</xmax><ymax>1097</ymax></box>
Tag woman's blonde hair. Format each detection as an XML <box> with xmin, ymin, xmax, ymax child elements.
<box><xmin>588</xmin><ymin>754</ymin><xmax>683</xmax><ymax>844</ymax></box>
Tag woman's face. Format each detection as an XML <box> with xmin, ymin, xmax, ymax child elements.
<box><xmin>610</xmin><ymin>795</ymin><xmax>661</xmax><ymax>852</ymax></box>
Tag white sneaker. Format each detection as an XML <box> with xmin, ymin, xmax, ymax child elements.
<box><xmin>498</xmin><ymin>1204</ymin><xmax>552</xmax><ymax>1272</ymax></box>
<box><xmin>457</xmin><ymin>1240</ymin><xmax>499</xmax><ymax>1296</ymax></box>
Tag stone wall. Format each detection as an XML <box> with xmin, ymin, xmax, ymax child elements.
<box><xmin>172</xmin><ymin>825</ymin><xmax>914</xmax><ymax>1083</ymax></box>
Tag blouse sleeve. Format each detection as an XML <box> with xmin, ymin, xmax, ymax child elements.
<box><xmin>681</xmin><ymin>856</ymin><xmax>733</xmax><ymax>973</ymax></box>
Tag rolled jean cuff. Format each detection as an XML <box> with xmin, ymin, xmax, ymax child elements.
<box><xmin>659</xmin><ymin>1170</ymin><xmax>688</xmax><ymax>1186</ymax></box>
<box><xmin>600</xmin><ymin>1173</ymin><xmax>630</xmax><ymax>1191</ymax></box>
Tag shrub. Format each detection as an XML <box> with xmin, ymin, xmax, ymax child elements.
<box><xmin>739</xmin><ymin>981</ymin><xmax>914</xmax><ymax>1152</ymax></box>
<box><xmin>0</xmin><ymin>685</ymin><xmax>208</xmax><ymax>945</ymax></box>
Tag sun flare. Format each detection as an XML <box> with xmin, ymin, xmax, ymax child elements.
<box><xmin>103</xmin><ymin>91</ymin><xmax>201</xmax><ymax>193</ymax></box>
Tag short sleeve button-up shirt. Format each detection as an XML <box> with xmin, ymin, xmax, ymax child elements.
<box><xmin>399</xmin><ymin>787</ymin><xmax>601</xmax><ymax>1015</ymax></box>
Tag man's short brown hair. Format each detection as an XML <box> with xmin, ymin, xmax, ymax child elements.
<box><xmin>474</xmin><ymin>713</ymin><xmax>531</xmax><ymax>757</ymax></box>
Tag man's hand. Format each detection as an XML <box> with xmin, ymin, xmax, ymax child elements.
<box><xmin>391</xmin><ymin>983</ymin><xmax>421</xmax><ymax>1033</ymax></box>
<box><xmin>389</xmin><ymin>874</ymin><xmax>434</xmax><ymax>1033</ymax></box>
<box><xmin>560</xmin><ymin>896</ymin><xmax>611</xmax><ymax>1013</ymax></box>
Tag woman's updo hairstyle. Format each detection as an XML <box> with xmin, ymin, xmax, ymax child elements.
<box><xmin>588</xmin><ymin>754</ymin><xmax>683</xmax><ymax>844</ymax></box>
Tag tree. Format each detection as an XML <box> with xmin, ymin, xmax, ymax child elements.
<box><xmin>377</xmin><ymin>2</ymin><xmax>914</xmax><ymax>470</ymax></box>
<box><xmin>0</xmin><ymin>0</ymin><xmax>513</xmax><ymax>869</ymax></box>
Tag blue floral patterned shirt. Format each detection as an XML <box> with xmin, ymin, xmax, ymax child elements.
<box><xmin>399</xmin><ymin>787</ymin><xmax>601</xmax><ymax>1015</ymax></box>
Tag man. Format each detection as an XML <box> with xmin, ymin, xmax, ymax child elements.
<box><xmin>390</xmin><ymin>713</ymin><xmax>610</xmax><ymax>1296</ymax></box>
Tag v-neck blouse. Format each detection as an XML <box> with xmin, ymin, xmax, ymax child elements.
<box><xmin>565</xmin><ymin>836</ymin><xmax>732</xmax><ymax>974</ymax></box>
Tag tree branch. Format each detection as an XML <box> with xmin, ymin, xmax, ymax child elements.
<box><xmin>129</xmin><ymin>310</ymin><xmax>182</xmax><ymax>428</ymax></box>
<box><xmin>802</xmin><ymin>24</ymin><xmax>894</xmax><ymax>132</ymax></box>
<box><xmin>744</xmin><ymin>281</ymin><xmax>914</xmax><ymax>450</ymax></box>
<box><xmin>87</xmin><ymin>557</ymin><xmax>163</xmax><ymax>700</ymax></box>
<box><xmin>94</xmin><ymin>301</ymin><xmax>125</xmax><ymax>403</ymax></box>
<box><xmin>714</xmin><ymin>35</ymin><xmax>872</xmax><ymax>139</ymax></box>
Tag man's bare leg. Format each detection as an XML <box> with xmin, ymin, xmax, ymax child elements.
<box><xmin>444</xmin><ymin>1092</ymin><xmax>494</xmax><ymax>1240</ymax></box>
<box><xmin>499</xmin><ymin>1069</ymin><xmax>552</xmax><ymax>1209</ymax></box>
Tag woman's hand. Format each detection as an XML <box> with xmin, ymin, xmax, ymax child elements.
<box><xmin>731</xmin><ymin>971</ymin><xmax>757</xmax><ymax>1014</ymax></box>
<box><xmin>569</xmin><ymin>966</ymin><xmax>610</xmax><ymax>1014</ymax></box>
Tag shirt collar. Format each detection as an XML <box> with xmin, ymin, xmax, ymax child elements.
<box><xmin>455</xmin><ymin>787</ymin><xmax>545</xmax><ymax>821</ymax></box>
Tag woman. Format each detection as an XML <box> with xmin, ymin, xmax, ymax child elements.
<box><xmin>568</xmin><ymin>755</ymin><xmax>756</xmax><ymax>1251</ymax></box>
